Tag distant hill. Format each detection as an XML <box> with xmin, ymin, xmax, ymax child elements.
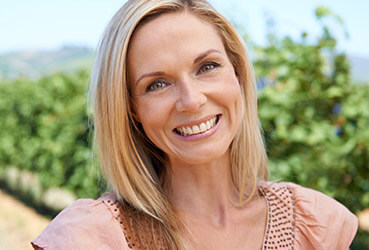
<box><xmin>0</xmin><ymin>46</ymin><xmax>368</xmax><ymax>84</ymax></box>
<box><xmin>348</xmin><ymin>54</ymin><xmax>369</xmax><ymax>84</ymax></box>
<box><xmin>0</xmin><ymin>46</ymin><xmax>94</xmax><ymax>80</ymax></box>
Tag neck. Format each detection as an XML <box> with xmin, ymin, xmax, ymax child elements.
<box><xmin>165</xmin><ymin>152</ymin><xmax>238</xmax><ymax>227</ymax></box>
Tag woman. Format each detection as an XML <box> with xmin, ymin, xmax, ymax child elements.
<box><xmin>32</xmin><ymin>0</ymin><xmax>358</xmax><ymax>249</ymax></box>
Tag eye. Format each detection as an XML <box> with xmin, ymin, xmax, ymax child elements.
<box><xmin>146</xmin><ymin>79</ymin><xmax>169</xmax><ymax>92</ymax></box>
<box><xmin>198</xmin><ymin>62</ymin><xmax>219</xmax><ymax>74</ymax></box>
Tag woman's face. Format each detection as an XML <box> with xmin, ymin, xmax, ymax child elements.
<box><xmin>128</xmin><ymin>12</ymin><xmax>243</xmax><ymax>165</ymax></box>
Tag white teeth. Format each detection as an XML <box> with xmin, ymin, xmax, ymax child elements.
<box><xmin>192</xmin><ymin>125</ymin><xmax>200</xmax><ymax>134</ymax></box>
<box><xmin>199</xmin><ymin>122</ymin><xmax>207</xmax><ymax>132</ymax></box>
<box><xmin>187</xmin><ymin>127</ymin><xmax>193</xmax><ymax>134</ymax></box>
<box><xmin>176</xmin><ymin>115</ymin><xmax>219</xmax><ymax>136</ymax></box>
<box><xmin>206</xmin><ymin>120</ymin><xmax>211</xmax><ymax>130</ymax></box>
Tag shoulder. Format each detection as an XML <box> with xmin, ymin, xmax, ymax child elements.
<box><xmin>31</xmin><ymin>194</ymin><xmax>130</xmax><ymax>250</ymax></box>
<box><xmin>261</xmin><ymin>182</ymin><xmax>358</xmax><ymax>250</ymax></box>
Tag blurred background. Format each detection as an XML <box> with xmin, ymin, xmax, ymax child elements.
<box><xmin>0</xmin><ymin>0</ymin><xmax>368</xmax><ymax>249</ymax></box>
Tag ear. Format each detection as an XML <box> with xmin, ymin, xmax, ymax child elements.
<box><xmin>235</xmin><ymin>70</ymin><xmax>241</xmax><ymax>84</ymax></box>
<box><xmin>130</xmin><ymin>104</ymin><xmax>141</xmax><ymax>123</ymax></box>
<box><xmin>133</xmin><ymin>113</ymin><xmax>141</xmax><ymax>123</ymax></box>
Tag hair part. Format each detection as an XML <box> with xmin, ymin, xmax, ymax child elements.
<box><xmin>88</xmin><ymin>0</ymin><xmax>268</xmax><ymax>248</ymax></box>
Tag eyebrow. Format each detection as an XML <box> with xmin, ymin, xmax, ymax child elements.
<box><xmin>193</xmin><ymin>49</ymin><xmax>222</xmax><ymax>64</ymax></box>
<box><xmin>135</xmin><ymin>49</ymin><xmax>222</xmax><ymax>85</ymax></box>
<box><xmin>136</xmin><ymin>71</ymin><xmax>165</xmax><ymax>85</ymax></box>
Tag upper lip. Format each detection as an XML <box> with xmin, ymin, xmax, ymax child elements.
<box><xmin>174</xmin><ymin>114</ymin><xmax>220</xmax><ymax>129</ymax></box>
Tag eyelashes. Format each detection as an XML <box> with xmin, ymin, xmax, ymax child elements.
<box><xmin>198</xmin><ymin>62</ymin><xmax>220</xmax><ymax>74</ymax></box>
<box><xmin>145</xmin><ymin>61</ymin><xmax>221</xmax><ymax>93</ymax></box>
<box><xmin>146</xmin><ymin>79</ymin><xmax>169</xmax><ymax>92</ymax></box>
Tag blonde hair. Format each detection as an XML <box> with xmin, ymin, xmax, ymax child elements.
<box><xmin>89</xmin><ymin>0</ymin><xmax>268</xmax><ymax>248</ymax></box>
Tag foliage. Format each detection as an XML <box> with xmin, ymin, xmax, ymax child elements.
<box><xmin>254</xmin><ymin>7</ymin><xmax>369</xmax><ymax>248</ymax></box>
<box><xmin>0</xmin><ymin>71</ymin><xmax>102</xmax><ymax>201</ymax></box>
<box><xmin>0</xmin><ymin>4</ymin><xmax>367</xmax><ymax>248</ymax></box>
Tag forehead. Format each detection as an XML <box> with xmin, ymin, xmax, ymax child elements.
<box><xmin>131</xmin><ymin>10</ymin><xmax>221</xmax><ymax>42</ymax></box>
<box><xmin>127</xmin><ymin>11</ymin><xmax>226</xmax><ymax>77</ymax></box>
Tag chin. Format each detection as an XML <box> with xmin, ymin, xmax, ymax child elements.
<box><xmin>170</xmin><ymin>147</ymin><xmax>230</xmax><ymax>166</ymax></box>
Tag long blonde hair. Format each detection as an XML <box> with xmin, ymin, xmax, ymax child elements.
<box><xmin>89</xmin><ymin>0</ymin><xmax>268</xmax><ymax>248</ymax></box>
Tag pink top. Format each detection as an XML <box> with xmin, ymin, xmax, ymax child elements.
<box><xmin>31</xmin><ymin>182</ymin><xmax>358</xmax><ymax>249</ymax></box>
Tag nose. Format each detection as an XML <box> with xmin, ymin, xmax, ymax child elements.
<box><xmin>175</xmin><ymin>78</ymin><xmax>207</xmax><ymax>113</ymax></box>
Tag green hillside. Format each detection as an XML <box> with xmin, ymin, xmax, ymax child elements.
<box><xmin>0</xmin><ymin>46</ymin><xmax>94</xmax><ymax>80</ymax></box>
<box><xmin>0</xmin><ymin>46</ymin><xmax>368</xmax><ymax>84</ymax></box>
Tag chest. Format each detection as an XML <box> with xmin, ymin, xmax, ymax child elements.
<box><xmin>106</xmin><ymin>185</ymin><xmax>296</xmax><ymax>249</ymax></box>
<box><xmin>182</xmin><ymin>216</ymin><xmax>266</xmax><ymax>250</ymax></box>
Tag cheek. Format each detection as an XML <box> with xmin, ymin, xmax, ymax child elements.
<box><xmin>136</xmin><ymin>100</ymin><xmax>171</xmax><ymax>139</ymax></box>
<box><xmin>214</xmin><ymin>74</ymin><xmax>242</xmax><ymax>109</ymax></box>
<box><xmin>228</xmin><ymin>82</ymin><xmax>243</xmax><ymax>122</ymax></box>
<box><xmin>215</xmin><ymin>75</ymin><xmax>243</xmax><ymax>128</ymax></box>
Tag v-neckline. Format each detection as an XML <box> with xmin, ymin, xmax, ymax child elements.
<box><xmin>111</xmin><ymin>183</ymin><xmax>295</xmax><ymax>249</ymax></box>
<box><xmin>258</xmin><ymin>183</ymin><xmax>295</xmax><ymax>249</ymax></box>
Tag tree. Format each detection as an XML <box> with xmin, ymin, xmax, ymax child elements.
<box><xmin>254</xmin><ymin>7</ymin><xmax>369</xmax><ymax>248</ymax></box>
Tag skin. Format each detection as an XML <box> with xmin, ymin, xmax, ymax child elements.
<box><xmin>128</xmin><ymin>11</ymin><xmax>266</xmax><ymax>249</ymax></box>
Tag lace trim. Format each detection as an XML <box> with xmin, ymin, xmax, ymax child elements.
<box><xmin>260</xmin><ymin>185</ymin><xmax>296</xmax><ymax>249</ymax></box>
<box><xmin>101</xmin><ymin>195</ymin><xmax>166</xmax><ymax>249</ymax></box>
<box><xmin>100</xmin><ymin>198</ymin><xmax>136</xmax><ymax>248</ymax></box>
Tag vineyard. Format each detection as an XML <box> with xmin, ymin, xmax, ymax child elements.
<box><xmin>0</xmin><ymin>6</ymin><xmax>368</xmax><ymax>248</ymax></box>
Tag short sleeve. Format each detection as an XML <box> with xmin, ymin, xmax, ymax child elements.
<box><xmin>287</xmin><ymin>183</ymin><xmax>358</xmax><ymax>250</ymax></box>
<box><xmin>31</xmin><ymin>195</ymin><xmax>129</xmax><ymax>250</ymax></box>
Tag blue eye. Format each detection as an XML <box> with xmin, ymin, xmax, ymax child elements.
<box><xmin>198</xmin><ymin>62</ymin><xmax>219</xmax><ymax>74</ymax></box>
<box><xmin>146</xmin><ymin>79</ymin><xmax>168</xmax><ymax>92</ymax></box>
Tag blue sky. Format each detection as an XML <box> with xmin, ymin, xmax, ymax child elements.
<box><xmin>1</xmin><ymin>0</ymin><xmax>369</xmax><ymax>57</ymax></box>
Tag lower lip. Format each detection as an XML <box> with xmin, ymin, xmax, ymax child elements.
<box><xmin>172</xmin><ymin>115</ymin><xmax>222</xmax><ymax>141</ymax></box>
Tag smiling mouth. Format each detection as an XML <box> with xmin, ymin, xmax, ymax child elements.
<box><xmin>174</xmin><ymin>115</ymin><xmax>220</xmax><ymax>136</ymax></box>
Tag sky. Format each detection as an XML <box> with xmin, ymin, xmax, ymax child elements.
<box><xmin>1</xmin><ymin>0</ymin><xmax>369</xmax><ymax>57</ymax></box>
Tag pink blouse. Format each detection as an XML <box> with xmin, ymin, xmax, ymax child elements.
<box><xmin>31</xmin><ymin>182</ymin><xmax>358</xmax><ymax>249</ymax></box>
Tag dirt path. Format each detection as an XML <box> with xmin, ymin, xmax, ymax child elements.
<box><xmin>0</xmin><ymin>189</ymin><xmax>50</xmax><ymax>250</ymax></box>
